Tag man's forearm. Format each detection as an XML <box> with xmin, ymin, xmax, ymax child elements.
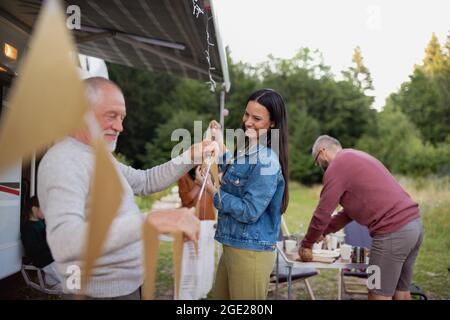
<box><xmin>323</xmin><ymin>210</ymin><xmax>352</xmax><ymax>235</ymax></box>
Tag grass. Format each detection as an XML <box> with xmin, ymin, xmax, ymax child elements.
<box><xmin>135</xmin><ymin>186</ymin><xmax>175</xmax><ymax>213</ymax></box>
<box><xmin>147</xmin><ymin>177</ymin><xmax>450</xmax><ymax>300</ymax></box>
<box><xmin>401</xmin><ymin>176</ymin><xmax>450</xmax><ymax>299</ymax></box>
<box><xmin>154</xmin><ymin>241</ymin><xmax>176</xmax><ymax>299</ymax></box>
<box><xmin>8</xmin><ymin>178</ymin><xmax>446</xmax><ymax>300</ymax></box>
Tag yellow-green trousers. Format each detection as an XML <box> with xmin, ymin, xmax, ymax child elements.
<box><xmin>213</xmin><ymin>245</ymin><xmax>276</xmax><ymax>300</ymax></box>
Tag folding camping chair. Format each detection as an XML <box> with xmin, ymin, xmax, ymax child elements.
<box><xmin>21</xmin><ymin>257</ymin><xmax>62</xmax><ymax>295</ymax></box>
<box><xmin>339</xmin><ymin>221</ymin><xmax>372</xmax><ymax>299</ymax></box>
<box><xmin>269</xmin><ymin>251</ymin><xmax>319</xmax><ymax>300</ymax></box>
<box><xmin>269</xmin><ymin>217</ymin><xmax>319</xmax><ymax>300</ymax></box>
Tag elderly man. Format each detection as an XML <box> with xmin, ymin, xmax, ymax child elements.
<box><xmin>38</xmin><ymin>77</ymin><xmax>214</xmax><ymax>299</ymax></box>
<box><xmin>299</xmin><ymin>135</ymin><xmax>423</xmax><ymax>300</ymax></box>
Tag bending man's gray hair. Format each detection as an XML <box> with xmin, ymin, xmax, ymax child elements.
<box><xmin>84</xmin><ymin>77</ymin><xmax>122</xmax><ymax>107</ymax></box>
<box><xmin>312</xmin><ymin>135</ymin><xmax>342</xmax><ymax>157</ymax></box>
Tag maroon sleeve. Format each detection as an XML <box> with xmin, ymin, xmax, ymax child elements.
<box><xmin>323</xmin><ymin>209</ymin><xmax>352</xmax><ymax>235</ymax></box>
<box><xmin>301</xmin><ymin>168</ymin><xmax>346</xmax><ymax>248</ymax></box>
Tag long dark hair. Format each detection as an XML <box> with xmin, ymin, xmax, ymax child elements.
<box><xmin>242</xmin><ymin>88</ymin><xmax>289</xmax><ymax>213</ymax></box>
<box><xmin>21</xmin><ymin>195</ymin><xmax>40</xmax><ymax>228</ymax></box>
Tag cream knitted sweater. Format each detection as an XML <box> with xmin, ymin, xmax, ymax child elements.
<box><xmin>37</xmin><ymin>137</ymin><xmax>192</xmax><ymax>297</ymax></box>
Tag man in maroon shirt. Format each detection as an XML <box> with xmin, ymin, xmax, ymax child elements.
<box><xmin>299</xmin><ymin>135</ymin><xmax>423</xmax><ymax>300</ymax></box>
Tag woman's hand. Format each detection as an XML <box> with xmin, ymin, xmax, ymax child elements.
<box><xmin>194</xmin><ymin>165</ymin><xmax>218</xmax><ymax>195</ymax></box>
<box><xmin>194</xmin><ymin>166</ymin><xmax>203</xmax><ymax>187</ymax></box>
<box><xmin>205</xmin><ymin>175</ymin><xmax>218</xmax><ymax>195</ymax></box>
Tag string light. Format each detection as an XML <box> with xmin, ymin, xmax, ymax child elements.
<box><xmin>191</xmin><ymin>1</ymin><xmax>217</xmax><ymax>92</ymax></box>
<box><xmin>192</xmin><ymin>0</ymin><xmax>204</xmax><ymax>18</ymax></box>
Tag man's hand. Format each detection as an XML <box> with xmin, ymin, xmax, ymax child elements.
<box><xmin>208</xmin><ymin>120</ymin><xmax>226</xmax><ymax>155</ymax></box>
<box><xmin>146</xmin><ymin>207</ymin><xmax>200</xmax><ymax>244</ymax></box>
<box><xmin>189</xmin><ymin>140</ymin><xmax>219</xmax><ymax>164</ymax></box>
<box><xmin>298</xmin><ymin>247</ymin><xmax>313</xmax><ymax>262</ymax></box>
<box><xmin>317</xmin><ymin>235</ymin><xmax>325</xmax><ymax>243</ymax></box>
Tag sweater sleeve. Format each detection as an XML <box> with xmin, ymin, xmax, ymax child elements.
<box><xmin>38</xmin><ymin>156</ymin><xmax>145</xmax><ymax>266</ymax></box>
<box><xmin>301</xmin><ymin>168</ymin><xmax>346</xmax><ymax>248</ymax></box>
<box><xmin>323</xmin><ymin>209</ymin><xmax>352</xmax><ymax>235</ymax></box>
<box><xmin>117</xmin><ymin>154</ymin><xmax>194</xmax><ymax>196</ymax></box>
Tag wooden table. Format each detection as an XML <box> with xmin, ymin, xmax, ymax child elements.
<box><xmin>275</xmin><ymin>241</ymin><xmax>368</xmax><ymax>299</ymax></box>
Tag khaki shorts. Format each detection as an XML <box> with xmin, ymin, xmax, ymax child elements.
<box><xmin>369</xmin><ymin>218</ymin><xmax>423</xmax><ymax>296</ymax></box>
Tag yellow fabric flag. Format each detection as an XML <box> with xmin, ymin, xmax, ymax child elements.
<box><xmin>0</xmin><ymin>0</ymin><xmax>89</xmax><ymax>171</ymax></box>
<box><xmin>142</xmin><ymin>221</ymin><xmax>160</xmax><ymax>300</ymax></box>
<box><xmin>80</xmin><ymin>138</ymin><xmax>124</xmax><ymax>293</ymax></box>
<box><xmin>173</xmin><ymin>232</ymin><xmax>184</xmax><ymax>300</ymax></box>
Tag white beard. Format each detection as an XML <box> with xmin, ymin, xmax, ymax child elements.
<box><xmin>107</xmin><ymin>138</ymin><xmax>117</xmax><ymax>152</ymax></box>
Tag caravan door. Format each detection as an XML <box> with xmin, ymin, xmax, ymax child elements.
<box><xmin>0</xmin><ymin>162</ymin><xmax>22</xmax><ymax>280</ymax></box>
<box><xmin>0</xmin><ymin>76</ymin><xmax>23</xmax><ymax>280</ymax></box>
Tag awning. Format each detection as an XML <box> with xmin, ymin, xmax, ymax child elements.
<box><xmin>0</xmin><ymin>0</ymin><xmax>230</xmax><ymax>91</ymax></box>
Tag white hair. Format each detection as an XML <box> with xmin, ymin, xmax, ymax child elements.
<box><xmin>83</xmin><ymin>77</ymin><xmax>122</xmax><ymax>107</ymax></box>
<box><xmin>312</xmin><ymin>135</ymin><xmax>342</xmax><ymax>157</ymax></box>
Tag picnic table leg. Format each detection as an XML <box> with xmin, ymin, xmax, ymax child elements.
<box><xmin>337</xmin><ymin>269</ymin><xmax>342</xmax><ymax>300</ymax></box>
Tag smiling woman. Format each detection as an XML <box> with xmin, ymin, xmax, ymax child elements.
<box><xmin>196</xmin><ymin>88</ymin><xmax>289</xmax><ymax>300</ymax></box>
<box><xmin>243</xmin><ymin>101</ymin><xmax>273</xmax><ymax>139</ymax></box>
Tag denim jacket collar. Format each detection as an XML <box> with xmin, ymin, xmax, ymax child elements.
<box><xmin>234</xmin><ymin>143</ymin><xmax>267</xmax><ymax>161</ymax></box>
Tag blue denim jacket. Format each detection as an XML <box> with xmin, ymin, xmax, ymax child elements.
<box><xmin>213</xmin><ymin>144</ymin><xmax>285</xmax><ymax>251</ymax></box>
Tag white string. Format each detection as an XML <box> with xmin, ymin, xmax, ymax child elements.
<box><xmin>198</xmin><ymin>159</ymin><xmax>212</xmax><ymax>205</ymax></box>
<box><xmin>191</xmin><ymin>1</ymin><xmax>217</xmax><ymax>92</ymax></box>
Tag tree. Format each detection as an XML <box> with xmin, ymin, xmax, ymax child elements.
<box><xmin>342</xmin><ymin>46</ymin><xmax>374</xmax><ymax>97</ymax></box>
<box><xmin>357</xmin><ymin>106</ymin><xmax>450</xmax><ymax>176</ymax></box>
<box><xmin>389</xmin><ymin>33</ymin><xmax>450</xmax><ymax>144</ymax></box>
<box><xmin>155</xmin><ymin>78</ymin><xmax>219</xmax><ymax>121</ymax></box>
<box><xmin>287</xmin><ymin>105</ymin><xmax>322</xmax><ymax>184</ymax></box>
<box><xmin>259</xmin><ymin>48</ymin><xmax>375</xmax><ymax>149</ymax></box>
<box><xmin>356</xmin><ymin>107</ymin><xmax>422</xmax><ymax>173</ymax></box>
<box><xmin>106</xmin><ymin>46</ymin><xmax>385</xmax><ymax>182</ymax></box>
<box><xmin>223</xmin><ymin>48</ymin><xmax>261</xmax><ymax>130</ymax></box>
<box><xmin>140</xmin><ymin>110</ymin><xmax>207</xmax><ymax>168</ymax></box>
<box><xmin>422</xmin><ymin>33</ymin><xmax>446</xmax><ymax>77</ymax></box>
<box><xmin>107</xmin><ymin>63</ymin><xmax>180</xmax><ymax>167</ymax></box>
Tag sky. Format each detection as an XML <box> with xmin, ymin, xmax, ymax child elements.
<box><xmin>213</xmin><ymin>0</ymin><xmax>450</xmax><ymax>110</ymax></box>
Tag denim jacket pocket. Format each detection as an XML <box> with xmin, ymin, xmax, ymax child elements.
<box><xmin>223</xmin><ymin>168</ymin><xmax>249</xmax><ymax>197</ymax></box>
<box><xmin>241</xmin><ymin>224</ymin><xmax>260</xmax><ymax>240</ymax></box>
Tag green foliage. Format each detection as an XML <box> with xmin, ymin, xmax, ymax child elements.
<box><xmin>107</xmin><ymin>62</ymin><xmax>180</xmax><ymax>167</ymax></box>
<box><xmin>223</xmin><ymin>48</ymin><xmax>261</xmax><ymax>130</ymax></box>
<box><xmin>257</xmin><ymin>48</ymin><xmax>375</xmax><ymax>150</ymax></box>
<box><xmin>156</xmin><ymin>78</ymin><xmax>219</xmax><ymax>120</ymax></box>
<box><xmin>356</xmin><ymin>107</ymin><xmax>450</xmax><ymax>176</ymax></box>
<box><xmin>388</xmin><ymin>33</ymin><xmax>450</xmax><ymax>144</ymax></box>
<box><xmin>113</xmin><ymin>152</ymin><xmax>131</xmax><ymax>166</ymax></box>
<box><xmin>287</xmin><ymin>105</ymin><xmax>322</xmax><ymax>184</ymax></box>
<box><xmin>108</xmin><ymin>38</ymin><xmax>448</xmax><ymax>182</ymax></box>
<box><xmin>342</xmin><ymin>46</ymin><xmax>374</xmax><ymax>94</ymax></box>
<box><xmin>139</xmin><ymin>110</ymin><xmax>207</xmax><ymax>168</ymax></box>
